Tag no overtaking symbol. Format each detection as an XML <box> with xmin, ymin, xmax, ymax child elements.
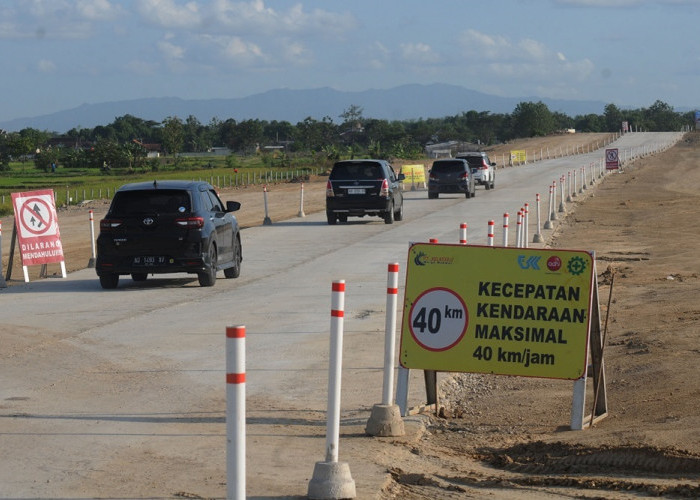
<box><xmin>606</xmin><ymin>149</ymin><xmax>618</xmax><ymax>162</ymax></box>
<box><xmin>19</xmin><ymin>196</ymin><xmax>55</xmax><ymax>237</ymax></box>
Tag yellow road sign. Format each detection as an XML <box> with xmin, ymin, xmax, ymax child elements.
<box><xmin>400</xmin><ymin>243</ymin><xmax>595</xmax><ymax>379</ymax></box>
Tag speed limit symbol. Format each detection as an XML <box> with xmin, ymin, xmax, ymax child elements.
<box><xmin>409</xmin><ymin>287</ymin><xmax>468</xmax><ymax>351</ymax></box>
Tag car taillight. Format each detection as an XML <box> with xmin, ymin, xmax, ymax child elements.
<box><xmin>326</xmin><ymin>180</ymin><xmax>334</xmax><ymax>197</ymax></box>
<box><xmin>380</xmin><ymin>178</ymin><xmax>389</xmax><ymax>197</ymax></box>
<box><xmin>459</xmin><ymin>171</ymin><xmax>469</xmax><ymax>180</ymax></box>
<box><xmin>480</xmin><ymin>161</ymin><xmax>489</xmax><ymax>170</ymax></box>
<box><xmin>175</xmin><ymin>217</ymin><xmax>204</xmax><ymax>228</ymax></box>
<box><xmin>429</xmin><ymin>173</ymin><xmax>438</xmax><ymax>181</ymax></box>
<box><xmin>99</xmin><ymin>219</ymin><xmax>122</xmax><ymax>231</ymax></box>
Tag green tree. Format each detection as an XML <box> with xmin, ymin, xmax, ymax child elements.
<box><xmin>603</xmin><ymin>103</ymin><xmax>624</xmax><ymax>132</ymax></box>
<box><xmin>161</xmin><ymin>116</ymin><xmax>184</xmax><ymax>157</ymax></box>
<box><xmin>512</xmin><ymin>101</ymin><xmax>555</xmax><ymax>137</ymax></box>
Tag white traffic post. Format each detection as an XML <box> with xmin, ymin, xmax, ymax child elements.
<box><xmin>366</xmin><ymin>264</ymin><xmax>405</xmax><ymax>437</ymax></box>
<box><xmin>87</xmin><ymin>210</ymin><xmax>97</xmax><ymax>268</ymax></box>
<box><xmin>308</xmin><ymin>281</ymin><xmax>356</xmax><ymax>499</ymax></box>
<box><xmin>0</xmin><ymin>221</ymin><xmax>6</xmax><ymax>288</ymax></box>
<box><xmin>533</xmin><ymin>193</ymin><xmax>543</xmax><ymax>243</ymax></box>
<box><xmin>567</xmin><ymin>171</ymin><xmax>573</xmax><ymax>202</ymax></box>
<box><xmin>515</xmin><ymin>210</ymin><xmax>522</xmax><ymax>248</ymax></box>
<box><xmin>545</xmin><ymin>182</ymin><xmax>555</xmax><ymax>229</ymax></box>
<box><xmin>523</xmin><ymin>203</ymin><xmax>529</xmax><ymax>249</ymax></box>
<box><xmin>502</xmin><ymin>213</ymin><xmax>509</xmax><ymax>247</ymax></box>
<box><xmin>581</xmin><ymin>166</ymin><xmax>587</xmax><ymax>192</ymax></box>
<box><xmin>298</xmin><ymin>182</ymin><xmax>306</xmax><ymax>217</ymax></box>
<box><xmin>559</xmin><ymin>175</ymin><xmax>566</xmax><ymax>213</ymax></box>
<box><xmin>487</xmin><ymin>220</ymin><xmax>494</xmax><ymax>246</ymax></box>
<box><xmin>226</xmin><ymin>325</ymin><xmax>246</xmax><ymax>500</ymax></box>
<box><xmin>459</xmin><ymin>223</ymin><xmax>468</xmax><ymax>245</ymax></box>
<box><xmin>573</xmin><ymin>168</ymin><xmax>578</xmax><ymax>197</ymax></box>
<box><xmin>262</xmin><ymin>185</ymin><xmax>272</xmax><ymax>225</ymax></box>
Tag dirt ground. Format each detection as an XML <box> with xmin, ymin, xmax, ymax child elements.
<box><xmin>2</xmin><ymin>131</ymin><xmax>699</xmax><ymax>499</ymax></box>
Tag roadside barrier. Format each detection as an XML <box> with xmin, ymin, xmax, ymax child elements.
<box><xmin>366</xmin><ymin>264</ymin><xmax>405</xmax><ymax>437</ymax></box>
<box><xmin>308</xmin><ymin>280</ymin><xmax>356</xmax><ymax>499</ymax></box>
<box><xmin>226</xmin><ymin>325</ymin><xmax>246</xmax><ymax>500</ymax></box>
<box><xmin>87</xmin><ymin>210</ymin><xmax>96</xmax><ymax>268</ymax></box>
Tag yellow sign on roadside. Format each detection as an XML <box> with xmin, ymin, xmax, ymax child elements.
<box><xmin>510</xmin><ymin>150</ymin><xmax>527</xmax><ymax>164</ymax></box>
<box><xmin>401</xmin><ymin>164</ymin><xmax>426</xmax><ymax>186</ymax></box>
<box><xmin>399</xmin><ymin>243</ymin><xmax>595</xmax><ymax>380</ymax></box>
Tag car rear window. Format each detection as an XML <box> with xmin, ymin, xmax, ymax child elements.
<box><xmin>432</xmin><ymin>161</ymin><xmax>467</xmax><ymax>173</ymax></box>
<box><xmin>459</xmin><ymin>156</ymin><xmax>485</xmax><ymax>168</ymax></box>
<box><xmin>110</xmin><ymin>189</ymin><xmax>192</xmax><ymax>215</ymax></box>
<box><xmin>330</xmin><ymin>162</ymin><xmax>383</xmax><ymax>180</ymax></box>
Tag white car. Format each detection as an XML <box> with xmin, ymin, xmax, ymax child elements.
<box><xmin>456</xmin><ymin>152</ymin><xmax>496</xmax><ymax>190</ymax></box>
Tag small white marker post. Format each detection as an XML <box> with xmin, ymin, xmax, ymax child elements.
<box><xmin>0</xmin><ymin>221</ymin><xmax>7</xmax><ymax>288</ymax></box>
<box><xmin>366</xmin><ymin>264</ymin><xmax>405</xmax><ymax>437</ymax></box>
<box><xmin>487</xmin><ymin>220</ymin><xmax>494</xmax><ymax>246</ymax></box>
<box><xmin>262</xmin><ymin>185</ymin><xmax>272</xmax><ymax>225</ymax></box>
<box><xmin>533</xmin><ymin>193</ymin><xmax>543</xmax><ymax>243</ymax></box>
<box><xmin>298</xmin><ymin>182</ymin><xmax>306</xmax><ymax>217</ymax></box>
<box><xmin>308</xmin><ymin>280</ymin><xmax>356</xmax><ymax>499</ymax></box>
<box><xmin>502</xmin><ymin>213</ymin><xmax>509</xmax><ymax>247</ymax></box>
<box><xmin>545</xmin><ymin>183</ymin><xmax>555</xmax><ymax>229</ymax></box>
<box><xmin>459</xmin><ymin>223</ymin><xmax>468</xmax><ymax>245</ymax></box>
<box><xmin>226</xmin><ymin>325</ymin><xmax>246</xmax><ymax>500</ymax></box>
<box><xmin>87</xmin><ymin>210</ymin><xmax>96</xmax><ymax>268</ymax></box>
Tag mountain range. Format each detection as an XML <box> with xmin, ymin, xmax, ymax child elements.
<box><xmin>1</xmin><ymin>83</ymin><xmax>610</xmax><ymax>134</ymax></box>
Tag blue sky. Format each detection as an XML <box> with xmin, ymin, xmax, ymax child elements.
<box><xmin>1</xmin><ymin>0</ymin><xmax>698</xmax><ymax>123</ymax></box>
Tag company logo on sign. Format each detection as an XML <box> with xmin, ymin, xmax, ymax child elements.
<box><xmin>517</xmin><ymin>255</ymin><xmax>540</xmax><ymax>270</ymax></box>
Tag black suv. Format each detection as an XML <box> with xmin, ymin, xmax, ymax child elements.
<box><xmin>428</xmin><ymin>159</ymin><xmax>476</xmax><ymax>199</ymax></box>
<box><xmin>96</xmin><ymin>180</ymin><xmax>242</xmax><ymax>289</ymax></box>
<box><xmin>325</xmin><ymin>159</ymin><xmax>405</xmax><ymax>224</ymax></box>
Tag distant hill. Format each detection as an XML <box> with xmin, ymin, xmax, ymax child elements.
<box><xmin>0</xmin><ymin>83</ymin><xmax>609</xmax><ymax>133</ymax></box>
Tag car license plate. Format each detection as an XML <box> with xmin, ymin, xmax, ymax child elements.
<box><xmin>347</xmin><ymin>188</ymin><xmax>365</xmax><ymax>195</ymax></box>
<box><xmin>133</xmin><ymin>256</ymin><xmax>166</xmax><ymax>266</ymax></box>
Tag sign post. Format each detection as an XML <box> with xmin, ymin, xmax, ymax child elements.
<box><xmin>10</xmin><ymin>189</ymin><xmax>66</xmax><ymax>282</ymax></box>
<box><xmin>605</xmin><ymin>148</ymin><xmax>620</xmax><ymax>171</ymax></box>
<box><xmin>397</xmin><ymin>242</ymin><xmax>607</xmax><ymax>429</ymax></box>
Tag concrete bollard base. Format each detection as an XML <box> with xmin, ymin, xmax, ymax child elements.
<box><xmin>308</xmin><ymin>461</ymin><xmax>356</xmax><ymax>499</ymax></box>
<box><xmin>532</xmin><ymin>233</ymin><xmax>543</xmax><ymax>243</ymax></box>
<box><xmin>365</xmin><ymin>403</ymin><xmax>405</xmax><ymax>437</ymax></box>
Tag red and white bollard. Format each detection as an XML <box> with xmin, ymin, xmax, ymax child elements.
<box><xmin>502</xmin><ymin>213</ymin><xmax>509</xmax><ymax>247</ymax></box>
<box><xmin>263</xmin><ymin>185</ymin><xmax>272</xmax><ymax>225</ymax></box>
<box><xmin>429</xmin><ymin>238</ymin><xmax>439</xmax><ymax>243</ymax></box>
<box><xmin>226</xmin><ymin>325</ymin><xmax>246</xmax><ymax>500</ymax></box>
<box><xmin>533</xmin><ymin>193</ymin><xmax>543</xmax><ymax>243</ymax></box>
<box><xmin>298</xmin><ymin>182</ymin><xmax>306</xmax><ymax>217</ymax></box>
<box><xmin>516</xmin><ymin>210</ymin><xmax>523</xmax><ymax>248</ymax></box>
<box><xmin>308</xmin><ymin>281</ymin><xmax>356</xmax><ymax>499</ymax></box>
<box><xmin>523</xmin><ymin>203</ymin><xmax>529</xmax><ymax>249</ymax></box>
<box><xmin>366</xmin><ymin>264</ymin><xmax>405</xmax><ymax>437</ymax></box>
<box><xmin>0</xmin><ymin>221</ymin><xmax>6</xmax><ymax>288</ymax></box>
<box><xmin>87</xmin><ymin>210</ymin><xmax>96</xmax><ymax>268</ymax></box>
<box><xmin>487</xmin><ymin>220</ymin><xmax>495</xmax><ymax>246</ymax></box>
<box><xmin>459</xmin><ymin>223</ymin><xmax>468</xmax><ymax>245</ymax></box>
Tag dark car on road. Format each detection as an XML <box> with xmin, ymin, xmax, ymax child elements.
<box><xmin>428</xmin><ymin>159</ymin><xmax>476</xmax><ymax>199</ymax></box>
<box><xmin>96</xmin><ymin>180</ymin><xmax>242</xmax><ymax>289</ymax></box>
<box><xmin>325</xmin><ymin>159</ymin><xmax>405</xmax><ymax>224</ymax></box>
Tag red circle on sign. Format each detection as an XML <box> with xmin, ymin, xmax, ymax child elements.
<box><xmin>547</xmin><ymin>256</ymin><xmax>562</xmax><ymax>271</ymax></box>
<box><xmin>20</xmin><ymin>197</ymin><xmax>54</xmax><ymax>235</ymax></box>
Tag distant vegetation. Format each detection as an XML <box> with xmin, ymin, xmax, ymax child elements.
<box><xmin>0</xmin><ymin>99</ymin><xmax>693</xmax><ymax>216</ymax></box>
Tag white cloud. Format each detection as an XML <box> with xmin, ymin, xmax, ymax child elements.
<box><xmin>158</xmin><ymin>39</ymin><xmax>186</xmax><ymax>60</ymax></box>
<box><xmin>76</xmin><ymin>0</ymin><xmax>123</xmax><ymax>20</ymax></box>
<box><xmin>37</xmin><ymin>59</ymin><xmax>57</xmax><ymax>72</ymax></box>
<box><xmin>400</xmin><ymin>42</ymin><xmax>441</xmax><ymax>65</ymax></box>
<box><xmin>136</xmin><ymin>0</ymin><xmax>201</xmax><ymax>28</ymax></box>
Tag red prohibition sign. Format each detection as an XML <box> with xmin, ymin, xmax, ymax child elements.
<box><xmin>20</xmin><ymin>197</ymin><xmax>54</xmax><ymax>235</ymax></box>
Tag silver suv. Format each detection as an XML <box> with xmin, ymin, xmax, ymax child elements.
<box><xmin>456</xmin><ymin>152</ymin><xmax>496</xmax><ymax>190</ymax></box>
